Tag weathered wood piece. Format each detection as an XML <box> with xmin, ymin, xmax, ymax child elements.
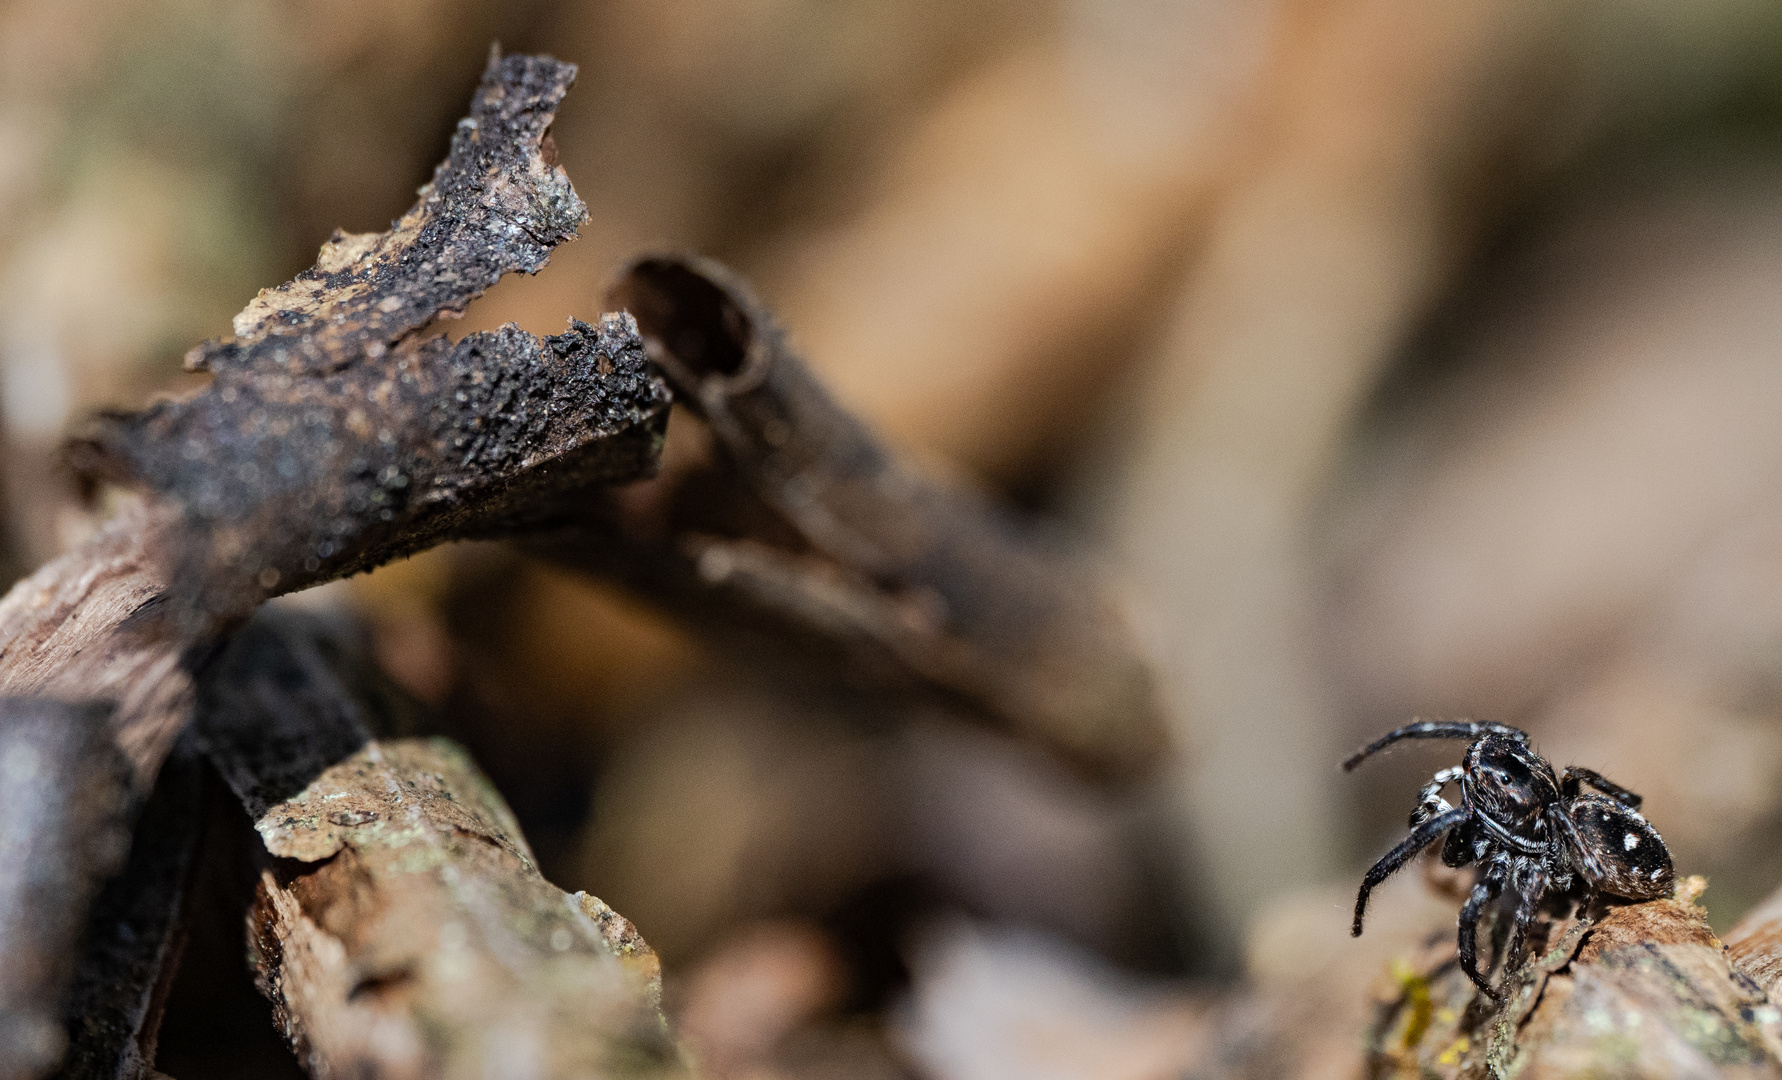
<box><xmin>0</xmin><ymin>51</ymin><xmax>667</xmax><ymax>1076</ymax></box>
<box><xmin>549</xmin><ymin>255</ymin><xmax>1164</xmax><ymax>779</ymax></box>
<box><xmin>1728</xmin><ymin>883</ymin><xmax>1782</xmax><ymax>1005</ymax></box>
<box><xmin>0</xmin><ymin>51</ymin><xmax>667</xmax><ymax>790</ymax></box>
<box><xmin>1357</xmin><ymin>880</ymin><xmax>1782</xmax><ymax>1080</ymax></box>
<box><xmin>0</xmin><ymin>700</ymin><xmax>132</xmax><ymax>1080</ymax></box>
<box><xmin>52</xmin><ymin>747</ymin><xmax>205</xmax><ymax>1080</ymax></box>
<box><xmin>197</xmin><ymin>613</ymin><xmax>685</xmax><ymax>1079</ymax></box>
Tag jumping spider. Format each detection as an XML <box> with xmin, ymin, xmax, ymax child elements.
<box><xmin>1345</xmin><ymin>720</ymin><xmax>1674</xmax><ymax>999</ymax></box>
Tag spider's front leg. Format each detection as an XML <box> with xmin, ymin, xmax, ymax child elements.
<box><xmin>1410</xmin><ymin>766</ymin><xmax>1464</xmax><ymax>826</ymax></box>
<box><xmin>1353</xmin><ymin>805</ymin><xmax>1469</xmax><ymax>936</ymax></box>
<box><xmin>1559</xmin><ymin>765</ymin><xmax>1642</xmax><ymax>809</ymax></box>
<box><xmin>1459</xmin><ymin>853</ymin><xmax>1509</xmax><ymax>999</ymax></box>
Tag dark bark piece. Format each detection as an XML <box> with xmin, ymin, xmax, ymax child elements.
<box><xmin>0</xmin><ymin>54</ymin><xmax>664</xmax><ymax>1074</ymax></box>
<box><xmin>194</xmin><ymin>610</ymin><xmax>408</xmax><ymax>820</ymax></box>
<box><xmin>0</xmin><ymin>700</ymin><xmax>131</xmax><ymax>1080</ymax></box>
<box><xmin>554</xmin><ymin>255</ymin><xmax>1165</xmax><ymax>780</ymax></box>
<box><xmin>195</xmin><ymin>47</ymin><xmax>585</xmax><ymax>377</ymax></box>
<box><xmin>53</xmin><ymin>748</ymin><xmax>205</xmax><ymax>1080</ymax></box>
<box><xmin>196</xmin><ymin>612</ymin><xmax>684</xmax><ymax>1078</ymax></box>
<box><xmin>68</xmin><ymin>50</ymin><xmax>670</xmax><ymax>620</ymax></box>
<box><xmin>0</xmin><ymin>52</ymin><xmax>666</xmax><ymax>792</ymax></box>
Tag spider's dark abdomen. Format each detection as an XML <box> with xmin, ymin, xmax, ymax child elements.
<box><xmin>1566</xmin><ymin>793</ymin><xmax>1674</xmax><ymax>900</ymax></box>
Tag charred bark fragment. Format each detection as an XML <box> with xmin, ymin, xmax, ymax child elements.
<box><xmin>0</xmin><ymin>51</ymin><xmax>669</xmax><ymax>1077</ymax></box>
<box><xmin>196</xmin><ymin>613</ymin><xmax>684</xmax><ymax>1079</ymax></box>
<box><xmin>0</xmin><ymin>51</ymin><xmax>666</xmax><ymax>788</ymax></box>
<box><xmin>52</xmin><ymin>747</ymin><xmax>205</xmax><ymax>1080</ymax></box>
<box><xmin>73</xmin><ymin>50</ymin><xmax>668</xmax><ymax>617</ymax></box>
<box><xmin>542</xmin><ymin>255</ymin><xmax>1165</xmax><ymax>779</ymax></box>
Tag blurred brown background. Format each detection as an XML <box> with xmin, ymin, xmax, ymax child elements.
<box><xmin>6</xmin><ymin>1</ymin><xmax>1782</xmax><ymax>1077</ymax></box>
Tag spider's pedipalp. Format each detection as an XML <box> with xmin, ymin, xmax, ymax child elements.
<box><xmin>1411</xmin><ymin>765</ymin><xmax>1465</xmax><ymax>826</ymax></box>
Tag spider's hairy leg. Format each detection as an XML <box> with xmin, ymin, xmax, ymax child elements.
<box><xmin>1503</xmin><ymin>860</ymin><xmax>1551</xmax><ymax>982</ymax></box>
<box><xmin>1352</xmin><ymin>805</ymin><xmax>1468</xmax><ymax>936</ymax></box>
<box><xmin>1459</xmin><ymin>855</ymin><xmax>1510</xmax><ymax>999</ymax></box>
<box><xmin>1411</xmin><ymin>766</ymin><xmax>1465</xmax><ymax>826</ymax></box>
<box><xmin>1343</xmin><ymin>720</ymin><xmax>1529</xmax><ymax>771</ymax></box>
<box><xmin>1559</xmin><ymin>765</ymin><xmax>1642</xmax><ymax>809</ymax></box>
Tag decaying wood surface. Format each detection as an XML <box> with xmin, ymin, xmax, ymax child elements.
<box><xmin>0</xmin><ymin>49</ymin><xmax>667</xmax><ymax>790</ymax></box>
<box><xmin>197</xmin><ymin>613</ymin><xmax>686</xmax><ymax>1079</ymax></box>
<box><xmin>0</xmin><ymin>52</ymin><xmax>676</xmax><ymax>1078</ymax></box>
<box><xmin>1728</xmin><ymin>883</ymin><xmax>1782</xmax><ymax>1007</ymax></box>
<box><xmin>543</xmin><ymin>255</ymin><xmax>1166</xmax><ymax>780</ymax></box>
<box><xmin>1376</xmin><ymin>880</ymin><xmax>1782</xmax><ymax>1080</ymax></box>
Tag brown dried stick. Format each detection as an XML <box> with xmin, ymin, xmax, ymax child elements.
<box><xmin>1727</xmin><ymin>882</ymin><xmax>1782</xmax><ymax>1004</ymax></box>
<box><xmin>0</xmin><ymin>51</ymin><xmax>668</xmax><ymax>790</ymax></box>
<box><xmin>549</xmin><ymin>256</ymin><xmax>1164</xmax><ymax>779</ymax></box>
<box><xmin>196</xmin><ymin>613</ymin><xmax>685</xmax><ymax>1079</ymax></box>
<box><xmin>0</xmin><ymin>52</ymin><xmax>667</xmax><ymax>1075</ymax></box>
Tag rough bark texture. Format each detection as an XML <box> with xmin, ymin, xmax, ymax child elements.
<box><xmin>1355</xmin><ymin>879</ymin><xmax>1782</xmax><ymax>1080</ymax></box>
<box><xmin>1729</xmin><ymin>883</ymin><xmax>1782</xmax><ymax>1009</ymax></box>
<box><xmin>0</xmin><ymin>52</ymin><xmax>672</xmax><ymax>1078</ymax></box>
<box><xmin>548</xmin><ymin>255</ymin><xmax>1164</xmax><ymax>780</ymax></box>
<box><xmin>0</xmin><ymin>51</ymin><xmax>668</xmax><ymax>789</ymax></box>
<box><xmin>201</xmin><ymin>612</ymin><xmax>684</xmax><ymax>1079</ymax></box>
<box><xmin>0</xmin><ymin>700</ymin><xmax>132</xmax><ymax>1080</ymax></box>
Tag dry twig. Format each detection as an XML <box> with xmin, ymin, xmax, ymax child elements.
<box><xmin>0</xmin><ymin>51</ymin><xmax>672</xmax><ymax>1076</ymax></box>
<box><xmin>541</xmin><ymin>255</ymin><xmax>1165</xmax><ymax>780</ymax></box>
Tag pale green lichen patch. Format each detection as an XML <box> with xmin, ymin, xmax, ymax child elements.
<box><xmin>254</xmin><ymin>737</ymin><xmax>533</xmax><ymax>867</ymax></box>
<box><xmin>252</xmin><ymin>734</ymin><xmax>692</xmax><ymax>1077</ymax></box>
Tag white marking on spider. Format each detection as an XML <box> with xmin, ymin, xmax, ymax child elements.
<box><xmin>1624</xmin><ymin>832</ymin><xmax>1640</xmax><ymax>850</ymax></box>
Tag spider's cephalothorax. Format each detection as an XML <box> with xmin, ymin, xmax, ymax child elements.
<box><xmin>1345</xmin><ymin>720</ymin><xmax>1673</xmax><ymax>999</ymax></box>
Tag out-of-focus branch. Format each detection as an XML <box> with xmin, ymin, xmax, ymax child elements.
<box><xmin>0</xmin><ymin>700</ymin><xmax>131</xmax><ymax>1080</ymax></box>
<box><xmin>543</xmin><ymin>255</ymin><xmax>1165</xmax><ymax>780</ymax></box>
<box><xmin>197</xmin><ymin>613</ymin><xmax>685</xmax><ymax>1079</ymax></box>
<box><xmin>53</xmin><ymin>747</ymin><xmax>205</xmax><ymax>1080</ymax></box>
<box><xmin>1728</xmin><ymin>882</ymin><xmax>1782</xmax><ymax>1003</ymax></box>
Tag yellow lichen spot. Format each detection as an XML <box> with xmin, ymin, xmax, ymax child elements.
<box><xmin>1674</xmin><ymin>875</ymin><xmax>1709</xmax><ymax>907</ymax></box>
<box><xmin>1390</xmin><ymin>958</ymin><xmax>1433</xmax><ymax>1051</ymax></box>
<box><xmin>1436</xmin><ymin>1035</ymin><xmax>1471</xmax><ymax>1066</ymax></box>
